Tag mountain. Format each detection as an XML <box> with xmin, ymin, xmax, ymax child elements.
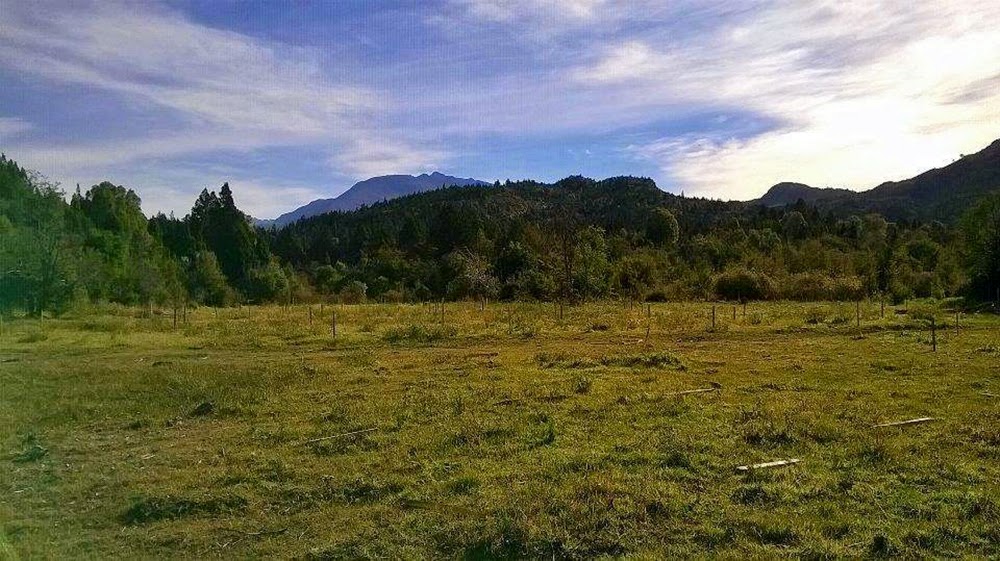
<box><xmin>757</xmin><ymin>182</ymin><xmax>854</xmax><ymax>208</ymax></box>
<box><xmin>260</xmin><ymin>172</ymin><xmax>488</xmax><ymax>228</ymax></box>
<box><xmin>756</xmin><ymin>138</ymin><xmax>1000</xmax><ymax>222</ymax></box>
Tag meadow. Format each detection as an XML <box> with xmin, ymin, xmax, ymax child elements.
<box><xmin>1</xmin><ymin>300</ymin><xmax>998</xmax><ymax>559</ymax></box>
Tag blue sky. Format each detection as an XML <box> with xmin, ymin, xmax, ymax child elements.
<box><xmin>1</xmin><ymin>0</ymin><xmax>998</xmax><ymax>218</ymax></box>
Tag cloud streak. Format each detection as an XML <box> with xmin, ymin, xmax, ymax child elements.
<box><xmin>0</xmin><ymin>0</ymin><xmax>446</xmax><ymax>212</ymax></box>
<box><xmin>1</xmin><ymin>0</ymin><xmax>998</xmax><ymax>214</ymax></box>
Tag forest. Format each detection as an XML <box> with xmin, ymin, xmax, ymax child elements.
<box><xmin>1</xmin><ymin>152</ymin><xmax>999</xmax><ymax>315</ymax></box>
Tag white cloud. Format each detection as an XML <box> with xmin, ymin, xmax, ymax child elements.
<box><xmin>579</xmin><ymin>1</ymin><xmax>1000</xmax><ymax>198</ymax></box>
<box><xmin>3</xmin><ymin>0</ymin><xmax>999</xmax><ymax>211</ymax></box>
<box><xmin>334</xmin><ymin>138</ymin><xmax>449</xmax><ymax>179</ymax></box>
<box><xmin>0</xmin><ymin>1</ymin><xmax>370</xmax><ymax>136</ymax></box>
<box><xmin>450</xmin><ymin>0</ymin><xmax>607</xmax><ymax>23</ymax></box>
<box><xmin>0</xmin><ymin>0</ymin><xmax>442</xmax><ymax>212</ymax></box>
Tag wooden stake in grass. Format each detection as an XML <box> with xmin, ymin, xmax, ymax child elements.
<box><xmin>736</xmin><ymin>458</ymin><xmax>800</xmax><ymax>472</ymax></box>
<box><xmin>873</xmin><ymin>417</ymin><xmax>935</xmax><ymax>428</ymax></box>
<box><xmin>308</xmin><ymin>306</ymin><xmax>313</xmax><ymax>326</ymax></box>
<box><xmin>955</xmin><ymin>309</ymin><xmax>959</xmax><ymax>336</ymax></box>
<box><xmin>173</xmin><ymin>306</ymin><xmax>177</xmax><ymax>329</ymax></box>
<box><xmin>856</xmin><ymin>300</ymin><xmax>861</xmax><ymax>328</ymax></box>
<box><xmin>880</xmin><ymin>296</ymin><xmax>885</xmax><ymax>319</ymax></box>
<box><xmin>645</xmin><ymin>303</ymin><xmax>651</xmax><ymax>341</ymax></box>
<box><xmin>931</xmin><ymin>316</ymin><xmax>937</xmax><ymax>352</ymax></box>
<box><xmin>711</xmin><ymin>304</ymin><xmax>716</xmax><ymax>331</ymax></box>
<box><xmin>331</xmin><ymin>309</ymin><xmax>337</xmax><ymax>342</ymax></box>
<box><xmin>733</xmin><ymin>305</ymin><xmax>736</xmax><ymax>321</ymax></box>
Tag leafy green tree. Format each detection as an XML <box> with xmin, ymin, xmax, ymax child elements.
<box><xmin>646</xmin><ymin>208</ymin><xmax>679</xmax><ymax>249</ymax></box>
<box><xmin>960</xmin><ymin>192</ymin><xmax>1000</xmax><ymax>300</ymax></box>
<box><xmin>781</xmin><ymin>211</ymin><xmax>808</xmax><ymax>240</ymax></box>
<box><xmin>189</xmin><ymin>251</ymin><xmax>234</xmax><ymax>306</ymax></box>
<box><xmin>573</xmin><ymin>226</ymin><xmax>611</xmax><ymax>299</ymax></box>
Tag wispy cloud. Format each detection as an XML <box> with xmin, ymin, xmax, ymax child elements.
<box><xmin>2</xmin><ymin>0</ymin><xmax>999</xmax><ymax>213</ymax></box>
<box><xmin>0</xmin><ymin>117</ymin><xmax>32</xmax><ymax>140</ymax></box>
<box><xmin>0</xmin><ymin>0</ymin><xmax>443</xmax><ymax>212</ymax></box>
<box><xmin>573</xmin><ymin>1</ymin><xmax>1000</xmax><ymax>197</ymax></box>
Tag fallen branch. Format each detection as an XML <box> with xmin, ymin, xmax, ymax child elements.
<box><xmin>664</xmin><ymin>386</ymin><xmax>720</xmax><ymax>397</ymax></box>
<box><xmin>302</xmin><ymin>427</ymin><xmax>377</xmax><ymax>445</ymax></box>
<box><xmin>244</xmin><ymin>528</ymin><xmax>288</xmax><ymax>537</ymax></box>
<box><xmin>736</xmin><ymin>458</ymin><xmax>800</xmax><ymax>472</ymax></box>
<box><xmin>873</xmin><ymin>417</ymin><xmax>935</xmax><ymax>428</ymax></box>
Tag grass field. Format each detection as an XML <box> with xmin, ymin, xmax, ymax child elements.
<box><xmin>1</xmin><ymin>300</ymin><xmax>998</xmax><ymax>559</ymax></box>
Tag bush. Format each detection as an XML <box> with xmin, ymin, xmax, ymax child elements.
<box><xmin>339</xmin><ymin>281</ymin><xmax>367</xmax><ymax>304</ymax></box>
<box><xmin>244</xmin><ymin>260</ymin><xmax>289</xmax><ymax>303</ymax></box>
<box><xmin>782</xmin><ymin>273</ymin><xmax>864</xmax><ymax>301</ymax></box>
<box><xmin>713</xmin><ymin>267</ymin><xmax>774</xmax><ymax>300</ymax></box>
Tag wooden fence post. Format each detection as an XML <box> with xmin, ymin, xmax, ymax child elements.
<box><xmin>309</xmin><ymin>306</ymin><xmax>313</xmax><ymax>326</ymax></box>
<box><xmin>931</xmin><ymin>317</ymin><xmax>937</xmax><ymax>352</ymax></box>
<box><xmin>955</xmin><ymin>309</ymin><xmax>959</xmax><ymax>336</ymax></box>
<box><xmin>332</xmin><ymin>309</ymin><xmax>337</xmax><ymax>342</ymax></box>
<box><xmin>711</xmin><ymin>304</ymin><xmax>716</xmax><ymax>331</ymax></box>
<box><xmin>856</xmin><ymin>300</ymin><xmax>861</xmax><ymax>328</ymax></box>
<box><xmin>173</xmin><ymin>306</ymin><xmax>178</xmax><ymax>329</ymax></box>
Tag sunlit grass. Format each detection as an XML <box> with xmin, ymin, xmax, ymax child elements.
<box><xmin>1</xmin><ymin>300</ymin><xmax>997</xmax><ymax>558</ymax></box>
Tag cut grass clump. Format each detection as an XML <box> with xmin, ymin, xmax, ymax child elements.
<box><xmin>535</xmin><ymin>351</ymin><xmax>597</xmax><ymax>369</ymax></box>
<box><xmin>447</xmin><ymin>476</ymin><xmax>480</xmax><ymax>495</ymax></box>
<box><xmin>122</xmin><ymin>494</ymin><xmax>247</xmax><ymax>525</ymax></box>
<box><xmin>16</xmin><ymin>330</ymin><xmax>47</xmax><ymax>344</ymax></box>
<box><xmin>600</xmin><ymin>352</ymin><xmax>684</xmax><ymax>369</ymax></box>
<box><xmin>382</xmin><ymin>324</ymin><xmax>457</xmax><ymax>344</ymax></box>
<box><xmin>330</xmin><ymin>477</ymin><xmax>404</xmax><ymax>504</ymax></box>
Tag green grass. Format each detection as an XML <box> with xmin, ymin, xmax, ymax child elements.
<box><xmin>1</xmin><ymin>300</ymin><xmax>998</xmax><ymax>558</ymax></box>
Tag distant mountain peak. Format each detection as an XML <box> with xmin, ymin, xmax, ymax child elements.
<box><xmin>260</xmin><ymin>172</ymin><xmax>488</xmax><ymax>228</ymax></box>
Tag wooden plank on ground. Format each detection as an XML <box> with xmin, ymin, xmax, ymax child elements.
<box><xmin>736</xmin><ymin>458</ymin><xmax>800</xmax><ymax>472</ymax></box>
<box><xmin>873</xmin><ymin>417</ymin><xmax>935</xmax><ymax>428</ymax></box>
<box><xmin>664</xmin><ymin>388</ymin><xmax>718</xmax><ymax>397</ymax></box>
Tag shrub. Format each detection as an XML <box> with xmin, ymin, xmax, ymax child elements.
<box><xmin>713</xmin><ymin>267</ymin><xmax>774</xmax><ymax>300</ymax></box>
<box><xmin>339</xmin><ymin>281</ymin><xmax>367</xmax><ymax>304</ymax></box>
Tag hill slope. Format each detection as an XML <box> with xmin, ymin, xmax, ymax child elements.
<box><xmin>756</xmin><ymin>138</ymin><xmax>1000</xmax><ymax>222</ymax></box>
<box><xmin>262</xmin><ymin>172</ymin><xmax>488</xmax><ymax>227</ymax></box>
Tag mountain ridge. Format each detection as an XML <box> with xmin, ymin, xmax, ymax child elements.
<box><xmin>259</xmin><ymin>172</ymin><xmax>488</xmax><ymax>227</ymax></box>
<box><xmin>755</xmin><ymin>139</ymin><xmax>1000</xmax><ymax>222</ymax></box>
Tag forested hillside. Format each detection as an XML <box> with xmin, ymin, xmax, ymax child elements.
<box><xmin>757</xmin><ymin>139</ymin><xmax>1000</xmax><ymax>223</ymax></box>
<box><xmin>270</xmin><ymin>175</ymin><xmax>974</xmax><ymax>304</ymax></box>
<box><xmin>2</xmin><ymin>147</ymin><xmax>999</xmax><ymax>315</ymax></box>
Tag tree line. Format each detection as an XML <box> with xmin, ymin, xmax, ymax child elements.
<box><xmin>1</xmin><ymin>154</ymin><xmax>998</xmax><ymax>315</ymax></box>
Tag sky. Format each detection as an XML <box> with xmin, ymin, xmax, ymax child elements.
<box><xmin>1</xmin><ymin>0</ymin><xmax>999</xmax><ymax>219</ymax></box>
